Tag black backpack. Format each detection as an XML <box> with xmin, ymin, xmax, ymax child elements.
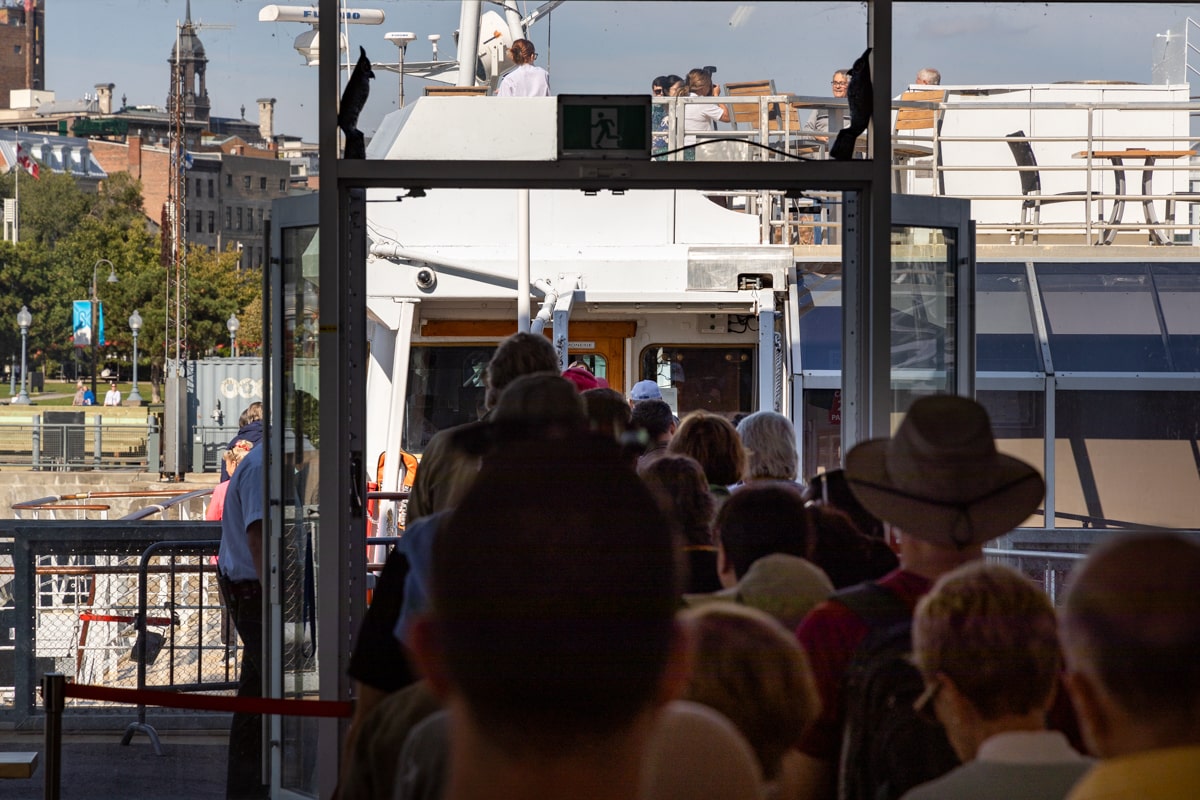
<box><xmin>835</xmin><ymin>582</ymin><xmax>960</xmax><ymax>800</ymax></box>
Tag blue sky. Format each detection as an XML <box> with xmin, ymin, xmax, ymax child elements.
<box><xmin>45</xmin><ymin>2</ymin><xmax>1197</xmax><ymax>143</ymax></box>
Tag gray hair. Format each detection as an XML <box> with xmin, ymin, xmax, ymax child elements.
<box><xmin>736</xmin><ymin>411</ymin><xmax>798</xmax><ymax>482</ymax></box>
<box><xmin>917</xmin><ymin>67</ymin><xmax>941</xmax><ymax>85</ymax></box>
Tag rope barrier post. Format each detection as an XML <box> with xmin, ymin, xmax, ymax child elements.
<box><xmin>42</xmin><ymin>672</ymin><xmax>64</xmax><ymax>800</ymax></box>
<box><xmin>120</xmin><ymin>542</ymin><xmax>165</xmax><ymax>756</ymax></box>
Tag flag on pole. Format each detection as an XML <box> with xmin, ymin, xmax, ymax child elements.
<box><xmin>15</xmin><ymin>142</ymin><xmax>39</xmax><ymax>180</ymax></box>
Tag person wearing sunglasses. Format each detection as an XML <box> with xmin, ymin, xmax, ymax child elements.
<box><xmin>903</xmin><ymin>561</ymin><xmax>1091</xmax><ymax>800</ymax></box>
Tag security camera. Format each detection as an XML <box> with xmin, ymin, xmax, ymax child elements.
<box><xmin>415</xmin><ymin>268</ymin><xmax>437</xmax><ymax>290</ymax></box>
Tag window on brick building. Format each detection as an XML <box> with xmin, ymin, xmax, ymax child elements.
<box><xmin>226</xmin><ymin>174</ymin><xmax>232</xmax><ymax>187</ymax></box>
<box><xmin>196</xmin><ymin>178</ymin><xmax>202</xmax><ymax>197</ymax></box>
<box><xmin>208</xmin><ymin>179</ymin><xmax>214</xmax><ymax>198</ymax></box>
<box><xmin>184</xmin><ymin>180</ymin><xmax>189</xmax><ymax>198</ymax></box>
<box><xmin>208</xmin><ymin>211</ymin><xmax>214</xmax><ymax>233</ymax></box>
<box><xmin>243</xmin><ymin>175</ymin><xmax>251</xmax><ymax>189</ymax></box>
<box><xmin>257</xmin><ymin>247</ymin><xmax>263</xmax><ymax>267</ymax></box>
<box><xmin>260</xmin><ymin>176</ymin><xmax>267</xmax><ymax>190</ymax></box>
<box><xmin>279</xmin><ymin>179</ymin><xmax>287</xmax><ymax>192</ymax></box>
<box><xmin>196</xmin><ymin>211</ymin><xmax>203</xmax><ymax>233</ymax></box>
<box><xmin>225</xmin><ymin>207</ymin><xmax>232</xmax><ymax>228</ymax></box>
<box><xmin>236</xmin><ymin>207</ymin><xmax>243</xmax><ymax>230</ymax></box>
<box><xmin>257</xmin><ymin>208</ymin><xmax>264</xmax><ymax>230</ymax></box>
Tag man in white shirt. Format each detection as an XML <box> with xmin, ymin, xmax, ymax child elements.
<box><xmin>103</xmin><ymin>381</ymin><xmax>121</xmax><ymax>406</ymax></box>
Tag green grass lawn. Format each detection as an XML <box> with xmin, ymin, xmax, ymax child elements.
<box><xmin>5</xmin><ymin>380</ymin><xmax>151</xmax><ymax>406</ymax></box>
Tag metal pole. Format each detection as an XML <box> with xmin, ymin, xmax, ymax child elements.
<box><xmin>43</xmin><ymin>672</ymin><xmax>65</xmax><ymax>800</ymax></box>
<box><xmin>91</xmin><ymin>266</ymin><xmax>98</xmax><ymax>399</ymax></box>
<box><xmin>517</xmin><ymin>189</ymin><xmax>531</xmax><ymax>332</ymax></box>
<box><xmin>17</xmin><ymin>325</ymin><xmax>28</xmax><ymax>402</ymax></box>
<box><xmin>128</xmin><ymin>330</ymin><xmax>143</xmax><ymax>404</ymax></box>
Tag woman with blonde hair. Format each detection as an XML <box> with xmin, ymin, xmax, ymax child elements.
<box><xmin>497</xmin><ymin>38</ymin><xmax>550</xmax><ymax>97</ymax></box>
<box><xmin>681</xmin><ymin>603</ymin><xmax>822</xmax><ymax>791</ymax></box>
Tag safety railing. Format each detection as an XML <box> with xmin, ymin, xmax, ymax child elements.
<box><xmin>653</xmin><ymin>93</ymin><xmax>1200</xmax><ymax>246</ymax></box>
<box><xmin>0</xmin><ymin>416</ymin><xmax>155</xmax><ymax>471</ymax></box>
<box><xmin>0</xmin><ymin>521</ymin><xmax>226</xmax><ymax>729</ymax></box>
<box><xmin>12</xmin><ymin>489</ymin><xmax>213</xmax><ymax>522</ymax></box>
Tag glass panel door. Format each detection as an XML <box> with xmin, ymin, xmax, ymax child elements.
<box><xmin>269</xmin><ymin>194</ymin><xmax>321</xmax><ymax>798</ymax></box>
<box><xmin>891</xmin><ymin>197</ymin><xmax>974</xmax><ymax>425</ymax></box>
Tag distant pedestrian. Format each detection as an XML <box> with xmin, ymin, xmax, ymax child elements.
<box><xmin>103</xmin><ymin>381</ymin><xmax>121</xmax><ymax>406</ymax></box>
<box><xmin>72</xmin><ymin>381</ymin><xmax>86</xmax><ymax>406</ymax></box>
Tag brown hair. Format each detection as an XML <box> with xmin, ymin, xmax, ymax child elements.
<box><xmin>509</xmin><ymin>38</ymin><xmax>537</xmax><ymax>65</ymax></box>
<box><xmin>483</xmin><ymin>332</ymin><xmax>559</xmax><ymax>409</ymax></box>
<box><xmin>686</xmin><ymin>68</ymin><xmax>714</xmax><ymax>97</ymax></box>
<box><xmin>640</xmin><ymin>454</ymin><xmax>714</xmax><ymax>548</ymax></box>
<box><xmin>669</xmin><ymin>411</ymin><xmax>745</xmax><ymax>487</ymax></box>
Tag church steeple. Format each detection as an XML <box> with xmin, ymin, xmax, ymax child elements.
<box><xmin>167</xmin><ymin>0</ymin><xmax>210</xmax><ymax>123</ymax></box>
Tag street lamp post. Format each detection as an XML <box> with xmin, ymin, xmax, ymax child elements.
<box><xmin>14</xmin><ymin>305</ymin><xmax>31</xmax><ymax>404</ymax></box>
<box><xmin>128</xmin><ymin>309</ymin><xmax>143</xmax><ymax>405</ymax></box>
<box><xmin>90</xmin><ymin>258</ymin><xmax>119</xmax><ymax>399</ymax></box>
<box><xmin>227</xmin><ymin>314</ymin><xmax>240</xmax><ymax>357</ymax></box>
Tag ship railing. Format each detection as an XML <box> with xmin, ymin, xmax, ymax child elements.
<box><xmin>12</xmin><ymin>489</ymin><xmax>213</xmax><ymax>522</ymax></box>
<box><xmin>655</xmin><ymin>94</ymin><xmax>1200</xmax><ymax>246</ymax></box>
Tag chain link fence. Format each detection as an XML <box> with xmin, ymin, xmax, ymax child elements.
<box><xmin>1</xmin><ymin>522</ymin><xmax>227</xmax><ymax>728</ymax></box>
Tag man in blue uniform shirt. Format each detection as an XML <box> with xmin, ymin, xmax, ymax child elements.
<box><xmin>218</xmin><ymin>443</ymin><xmax>266</xmax><ymax>799</ymax></box>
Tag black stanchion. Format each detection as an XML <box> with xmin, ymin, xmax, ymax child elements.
<box><xmin>42</xmin><ymin>672</ymin><xmax>64</xmax><ymax>800</ymax></box>
<box><xmin>121</xmin><ymin>539</ymin><xmax>222</xmax><ymax>756</ymax></box>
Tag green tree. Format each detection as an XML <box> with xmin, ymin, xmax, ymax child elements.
<box><xmin>183</xmin><ymin>243</ymin><xmax>262</xmax><ymax>357</ymax></box>
<box><xmin>0</xmin><ymin>168</ymin><xmax>95</xmax><ymax>248</ymax></box>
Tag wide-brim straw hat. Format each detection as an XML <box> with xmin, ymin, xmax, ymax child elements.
<box><xmin>844</xmin><ymin>395</ymin><xmax>1044</xmax><ymax>549</ymax></box>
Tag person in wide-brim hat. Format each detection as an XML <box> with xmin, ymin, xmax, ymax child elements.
<box><xmin>843</xmin><ymin>395</ymin><xmax>1044</xmax><ymax>549</ymax></box>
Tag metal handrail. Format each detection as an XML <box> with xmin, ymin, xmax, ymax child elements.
<box><xmin>656</xmin><ymin>92</ymin><xmax>1200</xmax><ymax>245</ymax></box>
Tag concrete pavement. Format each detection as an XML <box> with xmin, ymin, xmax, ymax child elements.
<box><xmin>1</xmin><ymin>732</ymin><xmax>227</xmax><ymax>799</ymax></box>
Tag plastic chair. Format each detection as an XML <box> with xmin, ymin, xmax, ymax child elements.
<box><xmin>1007</xmin><ymin>130</ymin><xmax>1090</xmax><ymax>244</ymax></box>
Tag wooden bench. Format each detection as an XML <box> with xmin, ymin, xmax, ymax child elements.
<box><xmin>424</xmin><ymin>85</ymin><xmax>489</xmax><ymax>97</ymax></box>
<box><xmin>0</xmin><ymin>751</ymin><xmax>39</xmax><ymax>779</ymax></box>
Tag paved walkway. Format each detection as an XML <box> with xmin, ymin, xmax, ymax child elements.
<box><xmin>1</xmin><ymin>732</ymin><xmax>227</xmax><ymax>799</ymax></box>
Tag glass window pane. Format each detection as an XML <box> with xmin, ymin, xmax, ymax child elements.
<box><xmin>1150</xmin><ymin>263</ymin><xmax>1200</xmax><ymax>371</ymax></box>
<box><xmin>1036</xmin><ymin>263</ymin><xmax>1168</xmax><ymax>371</ymax></box>
<box><xmin>1053</xmin><ymin>390</ymin><xmax>1200</xmax><ymax>529</ymax></box>
<box><xmin>797</xmin><ymin>273</ymin><xmax>842</xmax><ymax>370</ymax></box>
<box><xmin>977</xmin><ymin>389</ymin><xmax>1046</xmax><ymax>528</ymax></box>
<box><xmin>637</xmin><ymin>345</ymin><xmax>754</xmax><ymax>417</ymax></box>
<box><xmin>801</xmin><ymin>388</ymin><xmax>843</xmax><ymax>478</ymax></box>
<box><xmin>891</xmin><ymin>226</ymin><xmax>957</xmax><ymax>396</ymax></box>
<box><xmin>977</xmin><ymin>263</ymin><xmax>1042</xmax><ymax>372</ymax></box>
<box><xmin>403</xmin><ymin>346</ymin><xmax>494</xmax><ymax>452</ymax></box>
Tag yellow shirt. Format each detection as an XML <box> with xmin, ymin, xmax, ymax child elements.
<box><xmin>1066</xmin><ymin>746</ymin><xmax>1200</xmax><ymax>800</ymax></box>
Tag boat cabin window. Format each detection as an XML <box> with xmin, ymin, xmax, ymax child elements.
<box><xmin>636</xmin><ymin>345</ymin><xmax>755</xmax><ymax>418</ymax></box>
<box><xmin>403</xmin><ymin>346</ymin><xmax>493</xmax><ymax>452</ymax></box>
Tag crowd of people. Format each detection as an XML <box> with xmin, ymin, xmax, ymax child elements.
<box><xmin>252</xmin><ymin>330</ymin><xmax>1197</xmax><ymax>800</ymax></box>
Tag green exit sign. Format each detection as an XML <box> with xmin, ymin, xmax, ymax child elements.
<box><xmin>558</xmin><ymin>95</ymin><xmax>652</xmax><ymax>160</ymax></box>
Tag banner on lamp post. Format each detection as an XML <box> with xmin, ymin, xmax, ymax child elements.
<box><xmin>72</xmin><ymin>301</ymin><xmax>105</xmax><ymax>347</ymax></box>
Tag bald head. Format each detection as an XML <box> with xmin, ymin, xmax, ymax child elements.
<box><xmin>1060</xmin><ymin>533</ymin><xmax>1200</xmax><ymax>750</ymax></box>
